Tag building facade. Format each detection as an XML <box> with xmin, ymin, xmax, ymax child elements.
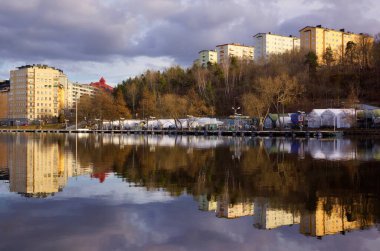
<box><xmin>90</xmin><ymin>77</ymin><xmax>113</xmax><ymax>92</ymax></box>
<box><xmin>299</xmin><ymin>25</ymin><xmax>373</xmax><ymax>63</ymax></box>
<box><xmin>253</xmin><ymin>33</ymin><xmax>300</xmax><ymax>61</ymax></box>
<box><xmin>0</xmin><ymin>80</ymin><xmax>10</xmax><ymax>121</ymax></box>
<box><xmin>216</xmin><ymin>43</ymin><xmax>254</xmax><ymax>65</ymax></box>
<box><xmin>198</xmin><ymin>50</ymin><xmax>218</xmax><ymax>67</ymax></box>
<box><xmin>63</xmin><ymin>81</ymin><xmax>96</xmax><ymax>110</ymax></box>
<box><xmin>8</xmin><ymin>65</ymin><xmax>67</xmax><ymax>124</ymax></box>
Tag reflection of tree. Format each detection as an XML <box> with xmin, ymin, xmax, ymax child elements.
<box><xmin>67</xmin><ymin>135</ymin><xmax>380</xmax><ymax>227</ymax></box>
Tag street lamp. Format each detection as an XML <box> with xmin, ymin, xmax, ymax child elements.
<box><xmin>149</xmin><ymin>116</ymin><xmax>156</xmax><ymax>132</ymax></box>
<box><xmin>187</xmin><ymin>115</ymin><xmax>194</xmax><ymax>131</ymax></box>
<box><xmin>232</xmin><ymin>107</ymin><xmax>241</xmax><ymax>131</ymax></box>
<box><xmin>94</xmin><ymin>118</ymin><xmax>100</xmax><ymax>130</ymax></box>
<box><xmin>119</xmin><ymin>117</ymin><xmax>125</xmax><ymax>131</ymax></box>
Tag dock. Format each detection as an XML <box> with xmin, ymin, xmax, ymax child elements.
<box><xmin>0</xmin><ymin>129</ymin><xmax>344</xmax><ymax>138</ymax></box>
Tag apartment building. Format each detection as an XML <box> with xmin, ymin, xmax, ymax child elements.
<box><xmin>299</xmin><ymin>25</ymin><xmax>374</xmax><ymax>63</ymax></box>
<box><xmin>253</xmin><ymin>32</ymin><xmax>300</xmax><ymax>60</ymax></box>
<box><xmin>0</xmin><ymin>80</ymin><xmax>10</xmax><ymax>121</ymax></box>
<box><xmin>216</xmin><ymin>43</ymin><xmax>254</xmax><ymax>65</ymax></box>
<box><xmin>63</xmin><ymin>81</ymin><xmax>96</xmax><ymax>110</ymax></box>
<box><xmin>198</xmin><ymin>50</ymin><xmax>218</xmax><ymax>67</ymax></box>
<box><xmin>8</xmin><ymin>64</ymin><xmax>67</xmax><ymax>124</ymax></box>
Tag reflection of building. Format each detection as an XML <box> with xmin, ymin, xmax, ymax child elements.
<box><xmin>253</xmin><ymin>33</ymin><xmax>300</xmax><ymax>60</ymax></box>
<box><xmin>8</xmin><ymin>134</ymin><xmax>92</xmax><ymax>197</ymax></box>
<box><xmin>9</xmin><ymin>135</ymin><xmax>67</xmax><ymax>197</ymax></box>
<box><xmin>216</xmin><ymin>195</ymin><xmax>254</xmax><ymax>219</ymax></box>
<box><xmin>8</xmin><ymin>64</ymin><xmax>68</xmax><ymax>124</ymax></box>
<box><xmin>300</xmin><ymin>197</ymin><xmax>372</xmax><ymax>238</ymax></box>
<box><xmin>253</xmin><ymin>198</ymin><xmax>300</xmax><ymax>230</ymax></box>
<box><xmin>198</xmin><ymin>195</ymin><xmax>217</xmax><ymax>211</ymax></box>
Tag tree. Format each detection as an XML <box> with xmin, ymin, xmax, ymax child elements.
<box><xmin>323</xmin><ymin>46</ymin><xmax>335</xmax><ymax>67</ymax></box>
<box><xmin>304</xmin><ymin>51</ymin><xmax>318</xmax><ymax>80</ymax></box>
<box><xmin>114</xmin><ymin>89</ymin><xmax>132</xmax><ymax>119</ymax></box>
<box><xmin>161</xmin><ymin>94</ymin><xmax>188</xmax><ymax>129</ymax></box>
<box><xmin>345</xmin><ymin>41</ymin><xmax>358</xmax><ymax>66</ymax></box>
<box><xmin>126</xmin><ymin>81</ymin><xmax>138</xmax><ymax>117</ymax></box>
<box><xmin>138</xmin><ymin>88</ymin><xmax>157</xmax><ymax>118</ymax></box>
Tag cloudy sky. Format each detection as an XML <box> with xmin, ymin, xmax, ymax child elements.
<box><xmin>0</xmin><ymin>0</ymin><xmax>379</xmax><ymax>85</ymax></box>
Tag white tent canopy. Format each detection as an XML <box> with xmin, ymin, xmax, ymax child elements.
<box><xmin>307</xmin><ymin>109</ymin><xmax>355</xmax><ymax>129</ymax></box>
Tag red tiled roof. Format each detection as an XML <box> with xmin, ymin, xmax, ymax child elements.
<box><xmin>90</xmin><ymin>77</ymin><xmax>114</xmax><ymax>92</ymax></box>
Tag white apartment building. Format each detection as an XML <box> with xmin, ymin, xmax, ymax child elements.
<box><xmin>8</xmin><ymin>65</ymin><xmax>67</xmax><ymax>124</ymax></box>
<box><xmin>253</xmin><ymin>32</ymin><xmax>300</xmax><ymax>60</ymax></box>
<box><xmin>216</xmin><ymin>43</ymin><xmax>254</xmax><ymax>65</ymax></box>
<box><xmin>198</xmin><ymin>50</ymin><xmax>218</xmax><ymax>67</ymax></box>
<box><xmin>63</xmin><ymin>81</ymin><xmax>96</xmax><ymax>110</ymax></box>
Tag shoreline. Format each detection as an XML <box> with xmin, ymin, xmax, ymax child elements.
<box><xmin>0</xmin><ymin>129</ymin><xmax>345</xmax><ymax>138</ymax></box>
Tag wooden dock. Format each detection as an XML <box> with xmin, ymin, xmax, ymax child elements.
<box><xmin>0</xmin><ymin>129</ymin><xmax>344</xmax><ymax>138</ymax></box>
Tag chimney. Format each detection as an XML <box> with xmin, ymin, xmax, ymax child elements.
<box><xmin>316</xmin><ymin>25</ymin><xmax>322</xmax><ymax>28</ymax></box>
<box><xmin>340</xmin><ymin>28</ymin><xmax>345</xmax><ymax>32</ymax></box>
<box><xmin>268</xmin><ymin>32</ymin><xmax>271</xmax><ymax>34</ymax></box>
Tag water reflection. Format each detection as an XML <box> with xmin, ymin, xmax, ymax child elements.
<box><xmin>0</xmin><ymin>133</ymin><xmax>380</xmax><ymax>241</ymax></box>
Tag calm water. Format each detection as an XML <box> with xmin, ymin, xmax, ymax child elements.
<box><xmin>0</xmin><ymin>133</ymin><xmax>380</xmax><ymax>251</ymax></box>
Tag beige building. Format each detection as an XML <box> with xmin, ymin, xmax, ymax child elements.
<box><xmin>198</xmin><ymin>50</ymin><xmax>218</xmax><ymax>67</ymax></box>
<box><xmin>8</xmin><ymin>64</ymin><xmax>68</xmax><ymax>124</ymax></box>
<box><xmin>0</xmin><ymin>80</ymin><xmax>9</xmax><ymax>121</ymax></box>
<box><xmin>253</xmin><ymin>33</ymin><xmax>300</xmax><ymax>60</ymax></box>
<box><xmin>299</xmin><ymin>25</ymin><xmax>374</xmax><ymax>63</ymax></box>
<box><xmin>216</xmin><ymin>43</ymin><xmax>254</xmax><ymax>65</ymax></box>
<box><xmin>63</xmin><ymin>81</ymin><xmax>96</xmax><ymax>110</ymax></box>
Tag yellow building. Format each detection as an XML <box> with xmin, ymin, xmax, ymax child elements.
<box><xmin>216</xmin><ymin>43</ymin><xmax>254</xmax><ymax>65</ymax></box>
<box><xmin>0</xmin><ymin>80</ymin><xmax>9</xmax><ymax>121</ymax></box>
<box><xmin>8</xmin><ymin>64</ymin><xmax>68</xmax><ymax>124</ymax></box>
<box><xmin>300</xmin><ymin>197</ymin><xmax>372</xmax><ymax>238</ymax></box>
<box><xmin>299</xmin><ymin>25</ymin><xmax>373</xmax><ymax>63</ymax></box>
<box><xmin>253</xmin><ymin>33</ymin><xmax>300</xmax><ymax>61</ymax></box>
<box><xmin>198</xmin><ymin>50</ymin><xmax>218</xmax><ymax>67</ymax></box>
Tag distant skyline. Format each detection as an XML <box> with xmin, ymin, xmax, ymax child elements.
<box><xmin>1</xmin><ymin>0</ymin><xmax>379</xmax><ymax>85</ymax></box>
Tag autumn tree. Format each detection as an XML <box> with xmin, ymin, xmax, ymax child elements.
<box><xmin>114</xmin><ymin>89</ymin><xmax>132</xmax><ymax>119</ymax></box>
<box><xmin>161</xmin><ymin>94</ymin><xmax>188</xmax><ymax>128</ymax></box>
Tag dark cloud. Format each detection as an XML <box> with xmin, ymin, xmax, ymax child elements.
<box><xmin>0</xmin><ymin>0</ymin><xmax>379</xmax><ymax>81</ymax></box>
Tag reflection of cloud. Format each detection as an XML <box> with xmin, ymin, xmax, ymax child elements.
<box><xmin>1</xmin><ymin>191</ymin><xmax>380</xmax><ymax>251</ymax></box>
<box><xmin>61</xmin><ymin>174</ymin><xmax>174</xmax><ymax>204</ymax></box>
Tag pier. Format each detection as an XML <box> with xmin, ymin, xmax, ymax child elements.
<box><xmin>0</xmin><ymin>129</ymin><xmax>344</xmax><ymax>138</ymax></box>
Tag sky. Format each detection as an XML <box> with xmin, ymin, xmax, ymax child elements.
<box><xmin>0</xmin><ymin>0</ymin><xmax>379</xmax><ymax>86</ymax></box>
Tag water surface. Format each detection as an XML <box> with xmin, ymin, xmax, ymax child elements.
<box><xmin>0</xmin><ymin>133</ymin><xmax>380</xmax><ymax>251</ymax></box>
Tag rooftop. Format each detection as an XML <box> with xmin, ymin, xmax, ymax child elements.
<box><xmin>253</xmin><ymin>32</ymin><xmax>300</xmax><ymax>39</ymax></box>
<box><xmin>16</xmin><ymin>64</ymin><xmax>64</xmax><ymax>73</ymax></box>
<box><xmin>216</xmin><ymin>43</ymin><xmax>254</xmax><ymax>48</ymax></box>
